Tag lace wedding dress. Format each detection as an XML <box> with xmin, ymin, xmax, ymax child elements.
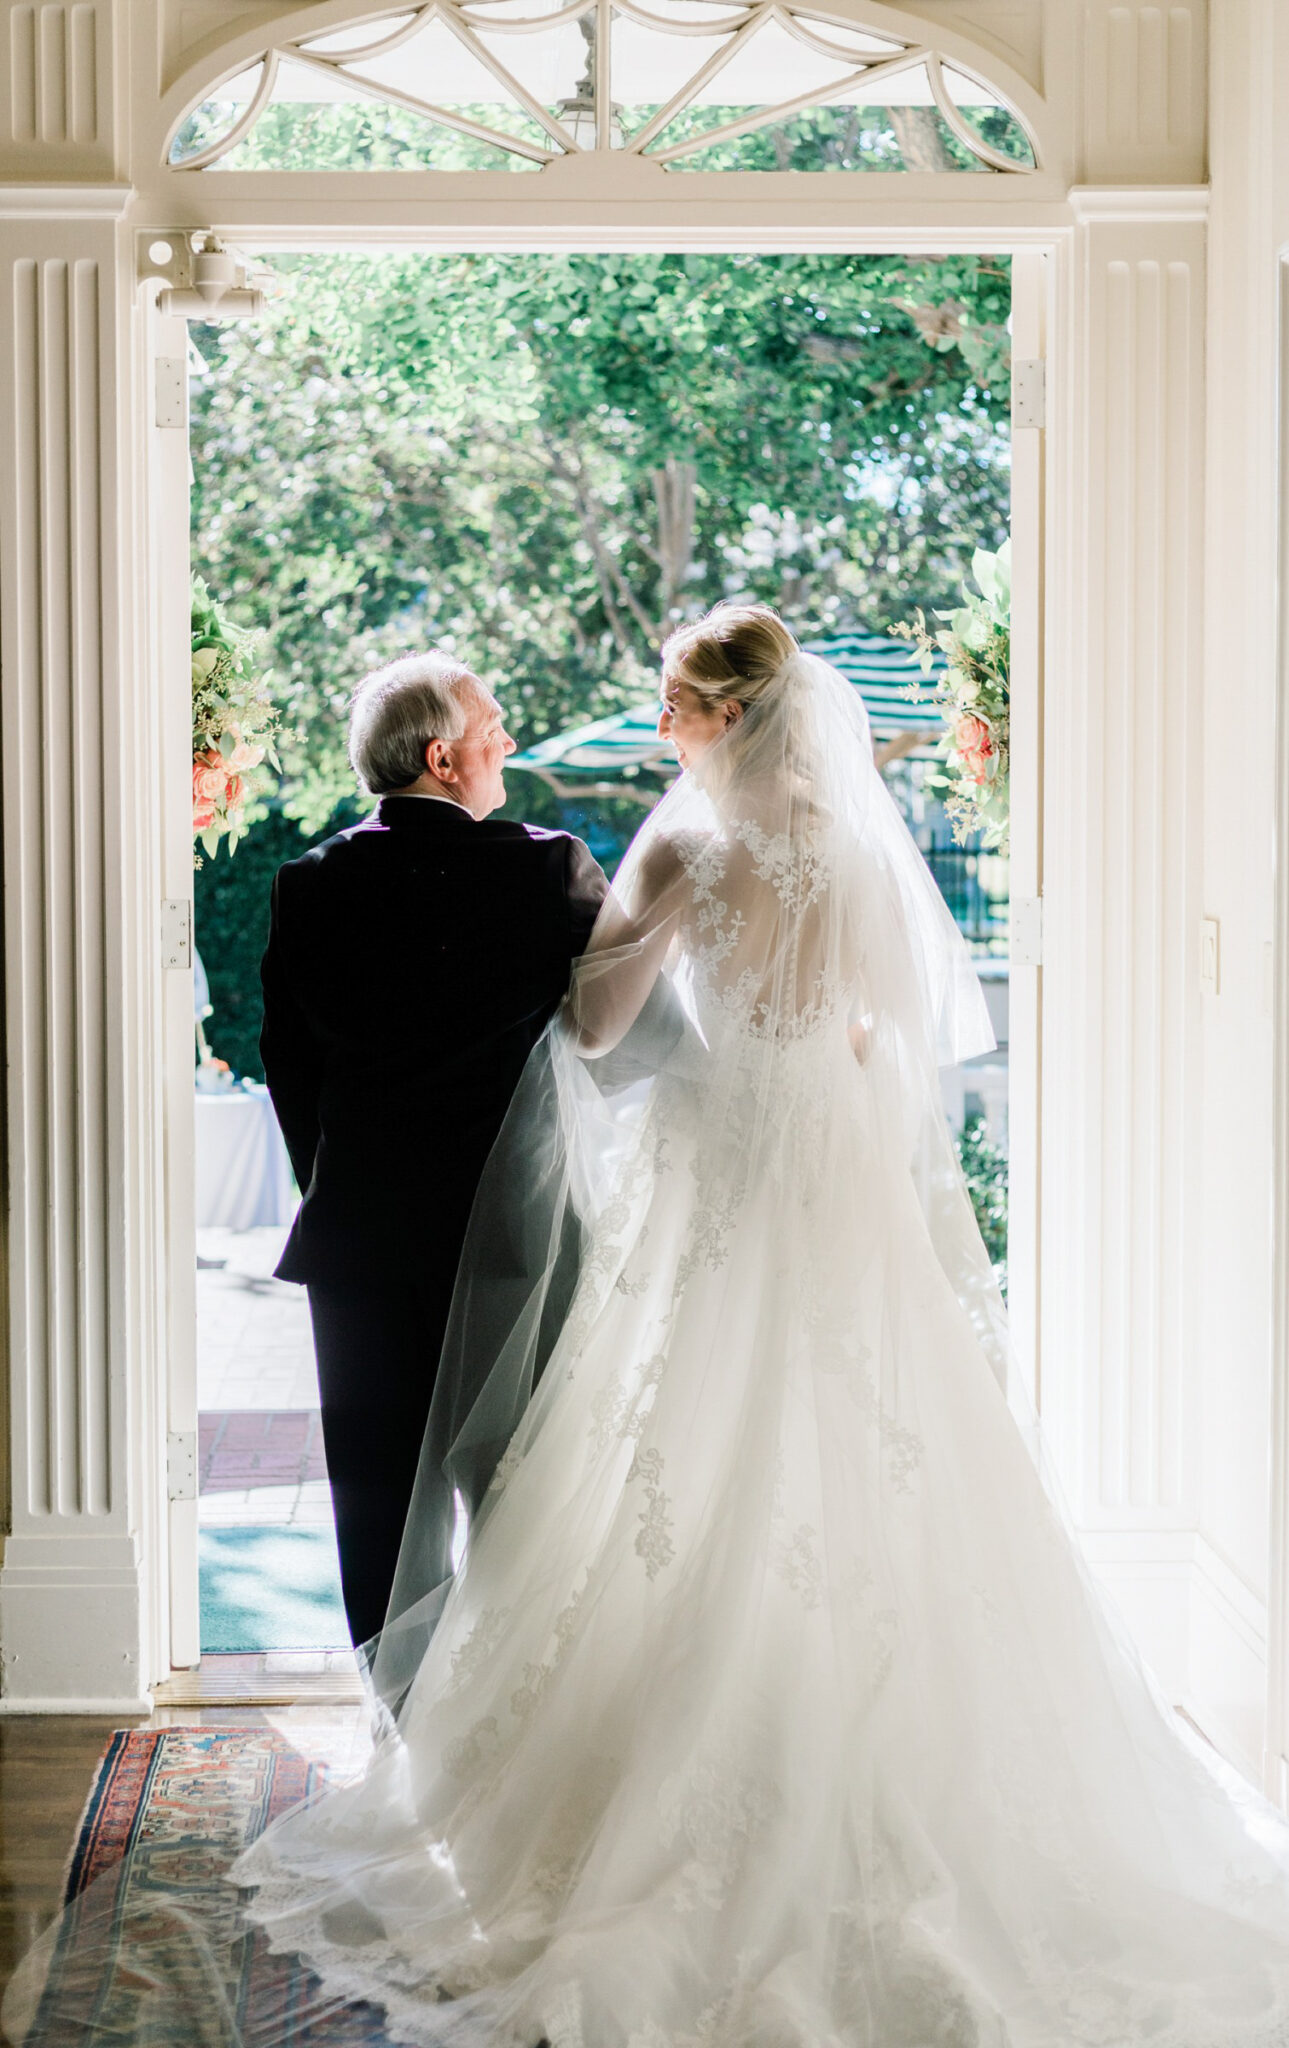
<box><xmin>221</xmin><ymin>653</ymin><xmax>1289</xmax><ymax>2048</ymax></box>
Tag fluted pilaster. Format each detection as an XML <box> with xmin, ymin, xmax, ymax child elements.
<box><xmin>1040</xmin><ymin>187</ymin><xmax>1208</xmax><ymax>1692</ymax></box>
<box><xmin>0</xmin><ymin>206</ymin><xmax>154</xmax><ymax>1708</ymax></box>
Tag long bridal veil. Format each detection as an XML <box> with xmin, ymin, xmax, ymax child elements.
<box><xmin>13</xmin><ymin>647</ymin><xmax>1289</xmax><ymax>2048</ymax></box>
<box><xmin>366</xmin><ymin>647</ymin><xmax>1016</xmax><ymax>1719</ymax></box>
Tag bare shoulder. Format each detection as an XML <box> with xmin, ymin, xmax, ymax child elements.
<box><xmin>635</xmin><ymin>830</ymin><xmax>691</xmax><ymax>898</ymax></box>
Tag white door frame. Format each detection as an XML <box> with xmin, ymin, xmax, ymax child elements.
<box><xmin>157</xmin><ymin>221</ymin><xmax>1051</xmax><ymax>1669</ymax></box>
<box><xmin>147</xmin><ymin>299</ymin><xmax>201</xmax><ymax>1670</ymax></box>
<box><xmin>1265</xmin><ymin>251</ymin><xmax>1289</xmax><ymax>1805</ymax></box>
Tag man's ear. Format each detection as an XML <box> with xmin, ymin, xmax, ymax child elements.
<box><xmin>425</xmin><ymin>736</ymin><xmax>457</xmax><ymax>782</ymax></box>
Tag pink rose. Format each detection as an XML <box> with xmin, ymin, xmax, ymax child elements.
<box><xmin>194</xmin><ymin>752</ymin><xmax>227</xmax><ymax>803</ymax></box>
<box><xmin>223</xmin><ymin>774</ymin><xmax>244</xmax><ymax>813</ymax></box>
<box><xmin>228</xmin><ymin>741</ymin><xmax>264</xmax><ymax>773</ymax></box>
<box><xmin>954</xmin><ymin>713</ymin><xmax>991</xmax><ymax>755</ymax></box>
<box><xmin>954</xmin><ymin>713</ymin><xmax>995</xmax><ymax>786</ymax></box>
<box><xmin>193</xmin><ymin>797</ymin><xmax>216</xmax><ymax>832</ymax></box>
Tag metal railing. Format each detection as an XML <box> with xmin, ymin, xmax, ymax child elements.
<box><xmin>922</xmin><ymin>841</ymin><xmax>1010</xmax><ymax>955</ymax></box>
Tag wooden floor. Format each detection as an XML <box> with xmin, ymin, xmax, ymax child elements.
<box><xmin>0</xmin><ymin>1695</ymin><xmax>368</xmax><ymax>2025</ymax></box>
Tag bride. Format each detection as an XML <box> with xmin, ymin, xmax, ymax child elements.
<box><xmin>231</xmin><ymin>606</ymin><xmax>1289</xmax><ymax>2043</ymax></box>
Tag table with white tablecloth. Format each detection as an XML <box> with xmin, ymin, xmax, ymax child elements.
<box><xmin>194</xmin><ymin>1084</ymin><xmax>297</xmax><ymax>1230</ymax></box>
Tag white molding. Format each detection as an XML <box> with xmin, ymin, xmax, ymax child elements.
<box><xmin>1267</xmin><ymin>250</ymin><xmax>1289</xmax><ymax>1799</ymax></box>
<box><xmin>1187</xmin><ymin>1535</ymin><xmax>1268</xmax><ymax>1784</ymax></box>
<box><xmin>0</xmin><ymin>183</ymin><xmax>133</xmax><ymax>218</ymax></box>
<box><xmin>1068</xmin><ymin>184</ymin><xmax>1211</xmax><ymax>223</ymax></box>
<box><xmin>1004</xmin><ymin>248</ymin><xmax>1048</xmax><ymax>1394</ymax></box>
<box><xmin>4</xmin><ymin>0</ymin><xmax>109</xmax><ymax>155</ymax></box>
<box><xmin>1192</xmin><ymin>1533</ymin><xmax>1268</xmax><ymax>1652</ymax></box>
<box><xmin>1077</xmin><ymin>1530</ymin><xmax>1196</xmax><ymax>1699</ymax></box>
<box><xmin>0</xmin><ymin>1532</ymin><xmax>145</xmax><ymax>1704</ymax></box>
<box><xmin>1079</xmin><ymin>0</ymin><xmax>1207</xmax><ymax>186</ymax></box>
<box><xmin>136</xmin><ymin>206</ymin><xmax>1075</xmax><ymax>253</ymax></box>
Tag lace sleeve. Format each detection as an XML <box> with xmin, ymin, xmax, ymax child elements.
<box><xmin>564</xmin><ymin>836</ymin><xmax>689</xmax><ymax>1058</ymax></box>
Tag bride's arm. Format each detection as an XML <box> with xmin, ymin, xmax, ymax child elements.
<box><xmin>564</xmin><ymin>837</ymin><xmax>688</xmax><ymax>1058</ymax></box>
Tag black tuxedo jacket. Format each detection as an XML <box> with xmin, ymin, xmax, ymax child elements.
<box><xmin>260</xmin><ymin>795</ymin><xmax>607</xmax><ymax>1287</ymax></box>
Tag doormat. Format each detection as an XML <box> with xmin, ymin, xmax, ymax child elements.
<box><xmin>8</xmin><ymin>1728</ymin><xmax>391</xmax><ymax>2045</ymax></box>
<box><xmin>200</xmin><ymin>1524</ymin><xmax>350</xmax><ymax>1652</ymax></box>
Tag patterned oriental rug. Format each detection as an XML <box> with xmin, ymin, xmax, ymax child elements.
<box><xmin>13</xmin><ymin>1727</ymin><xmax>395</xmax><ymax>2046</ymax></box>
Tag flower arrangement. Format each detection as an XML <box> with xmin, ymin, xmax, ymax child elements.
<box><xmin>191</xmin><ymin>577</ymin><xmax>286</xmax><ymax>864</ymax></box>
<box><xmin>894</xmin><ymin>541</ymin><xmax>1011</xmax><ymax>851</ymax></box>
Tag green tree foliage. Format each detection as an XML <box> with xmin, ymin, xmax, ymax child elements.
<box><xmin>190</xmin><ymin>250</ymin><xmax>1010</xmax><ymax>834</ymax></box>
<box><xmin>956</xmin><ymin>1114</ymin><xmax>1009</xmax><ymax>1295</ymax></box>
<box><xmin>193</xmin><ymin>802</ymin><xmax>362</xmax><ymax>1083</ymax></box>
<box><xmin>189</xmin><ymin>251</ymin><xmax>1011</xmax><ymax>1075</ymax></box>
<box><xmin>206</xmin><ymin>88</ymin><xmax>1032</xmax><ymax>176</ymax></box>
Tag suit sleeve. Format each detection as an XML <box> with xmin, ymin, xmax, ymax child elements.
<box><xmin>260</xmin><ymin>867</ymin><xmax>324</xmax><ymax>1194</ymax></box>
<box><xmin>564</xmin><ymin>835</ymin><xmax>610</xmax><ymax>957</ymax></box>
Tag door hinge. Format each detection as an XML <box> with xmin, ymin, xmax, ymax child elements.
<box><xmin>161</xmin><ymin>898</ymin><xmax>192</xmax><ymax>970</ymax></box>
<box><xmin>1011</xmin><ymin>896</ymin><xmax>1043</xmax><ymax>967</ymax></box>
<box><xmin>155</xmin><ymin>355</ymin><xmax>188</xmax><ymax>429</ymax></box>
<box><xmin>1012</xmin><ymin>357</ymin><xmax>1046</xmax><ymax>431</ymax></box>
<box><xmin>167</xmin><ymin>1430</ymin><xmax>197</xmax><ymax>1503</ymax></box>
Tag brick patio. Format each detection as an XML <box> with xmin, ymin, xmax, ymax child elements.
<box><xmin>198</xmin><ymin>1409</ymin><xmax>328</xmax><ymax>1491</ymax></box>
<box><xmin>197</xmin><ymin>1224</ymin><xmax>331</xmax><ymax>1529</ymax></box>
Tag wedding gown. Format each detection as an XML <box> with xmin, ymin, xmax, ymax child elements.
<box><xmin>221</xmin><ymin>651</ymin><xmax>1289</xmax><ymax>2048</ymax></box>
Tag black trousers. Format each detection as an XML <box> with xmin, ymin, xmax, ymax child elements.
<box><xmin>307</xmin><ymin>1280</ymin><xmax>449</xmax><ymax>1650</ymax></box>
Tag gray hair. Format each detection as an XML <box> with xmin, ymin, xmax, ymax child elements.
<box><xmin>348</xmin><ymin>652</ymin><xmax>477</xmax><ymax>796</ymax></box>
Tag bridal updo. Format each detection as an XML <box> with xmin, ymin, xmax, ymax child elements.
<box><xmin>662</xmin><ymin>603</ymin><xmax>797</xmax><ymax>713</ymax></box>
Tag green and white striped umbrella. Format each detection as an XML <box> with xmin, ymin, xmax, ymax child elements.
<box><xmin>510</xmin><ymin>631</ymin><xmax>946</xmax><ymax>792</ymax></box>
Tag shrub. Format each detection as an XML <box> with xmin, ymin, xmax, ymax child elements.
<box><xmin>956</xmin><ymin>1112</ymin><xmax>1009</xmax><ymax>1295</ymax></box>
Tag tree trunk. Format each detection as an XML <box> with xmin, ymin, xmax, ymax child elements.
<box><xmin>889</xmin><ymin>105</ymin><xmax>960</xmax><ymax>174</ymax></box>
<box><xmin>651</xmin><ymin>455</ymin><xmax>698</xmax><ymax>633</ymax></box>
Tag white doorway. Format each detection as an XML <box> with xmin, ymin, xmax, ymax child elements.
<box><xmin>152</xmin><ymin>238</ymin><xmax>1048</xmax><ymax>1678</ymax></box>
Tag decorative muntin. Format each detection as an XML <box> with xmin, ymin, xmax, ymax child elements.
<box><xmin>165</xmin><ymin>2</ymin><xmax>1040</xmax><ymax>175</ymax></box>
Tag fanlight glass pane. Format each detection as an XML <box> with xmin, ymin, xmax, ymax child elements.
<box><xmin>168</xmin><ymin>63</ymin><xmax>263</xmax><ymax>164</ymax></box>
<box><xmin>938</xmin><ymin>62</ymin><xmax>1035</xmax><ymax>167</ymax></box>
<box><xmin>213</xmin><ymin>56</ymin><xmax>543</xmax><ymax>169</ymax></box>
<box><xmin>299</xmin><ymin>12</ymin><xmax>419</xmax><ymax>57</ymax></box>
<box><xmin>651</xmin><ymin>58</ymin><xmax>1006</xmax><ymax>170</ymax></box>
<box><xmin>616</xmin><ymin>0</ymin><xmax>751</xmax><ymax>20</ymax></box>
<box><xmin>687</xmin><ymin>18</ymin><xmax>865</xmax><ymax>106</ymax></box>
<box><xmin>346</xmin><ymin>19</ymin><xmax>554</xmax><ymax>145</ymax></box>
<box><xmin>469</xmin><ymin>19</ymin><xmax>593</xmax><ymax>129</ymax></box>
<box><xmin>779</xmin><ymin>14</ymin><xmax>905</xmax><ymax>57</ymax></box>
<box><xmin>167</xmin><ymin>6</ymin><xmax>1033</xmax><ymax>173</ymax></box>
<box><xmin>610</xmin><ymin>14</ymin><xmax>734</xmax><ymax>141</ymax></box>
<box><xmin>462</xmin><ymin>0</ymin><xmax>589</xmax><ymax>15</ymax></box>
<box><xmin>654</xmin><ymin>100</ymin><xmax>905</xmax><ymax>169</ymax></box>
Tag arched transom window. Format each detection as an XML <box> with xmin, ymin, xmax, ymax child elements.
<box><xmin>167</xmin><ymin>3</ymin><xmax>1039</xmax><ymax>174</ymax></box>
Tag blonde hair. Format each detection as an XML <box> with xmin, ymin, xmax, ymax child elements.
<box><xmin>662</xmin><ymin>603</ymin><xmax>797</xmax><ymax>714</ymax></box>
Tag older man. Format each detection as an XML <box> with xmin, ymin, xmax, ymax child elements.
<box><xmin>260</xmin><ymin>653</ymin><xmax>607</xmax><ymax>1647</ymax></box>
